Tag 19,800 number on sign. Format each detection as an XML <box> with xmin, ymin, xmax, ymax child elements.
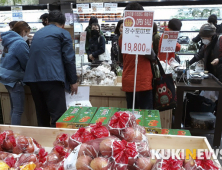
<box><xmin>124</xmin><ymin>43</ymin><xmax>150</xmax><ymax>53</ymax></box>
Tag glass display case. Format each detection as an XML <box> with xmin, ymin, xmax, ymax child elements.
<box><xmin>72</xmin><ymin>3</ymin><xmax>222</xmax><ymax>65</ymax></box>
<box><xmin>145</xmin><ymin>4</ymin><xmax>222</xmax><ymax>61</ymax></box>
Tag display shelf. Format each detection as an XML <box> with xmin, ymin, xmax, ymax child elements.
<box><xmin>155</xmin><ymin>19</ymin><xmax>222</xmax><ymax>21</ymax></box>
<box><xmin>180</xmin><ymin>31</ymin><xmax>199</xmax><ymax>32</ymax></box>
<box><xmin>177</xmin><ymin>53</ymin><xmax>196</xmax><ymax>55</ymax></box>
<box><xmin>102</xmin><ymin>20</ymin><xmax>122</xmax><ymax>22</ymax></box>
<box><xmin>64</xmin><ymin>25</ymin><xmax>73</xmax><ymax>29</ymax></box>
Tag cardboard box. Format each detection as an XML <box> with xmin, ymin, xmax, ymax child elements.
<box><xmin>56</xmin><ymin>106</ymin><xmax>97</xmax><ymax>128</ymax></box>
<box><xmin>161</xmin><ymin>129</ymin><xmax>191</xmax><ymax>136</ymax></box>
<box><xmin>143</xmin><ymin>110</ymin><xmax>162</xmax><ymax>134</ymax></box>
<box><xmin>73</xmin><ymin>107</ymin><xmax>98</xmax><ymax>128</ymax></box>
<box><xmin>90</xmin><ymin>107</ymin><xmax>119</xmax><ymax>125</ymax></box>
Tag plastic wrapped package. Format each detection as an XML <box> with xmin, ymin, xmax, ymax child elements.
<box><xmin>53</xmin><ymin>134</ymin><xmax>69</xmax><ymax>148</ymax></box>
<box><xmin>108</xmin><ymin>111</ymin><xmax>136</xmax><ymax>137</ymax></box>
<box><xmin>108</xmin><ymin>112</ymin><xmax>147</xmax><ymax>143</ymax></box>
<box><xmin>68</xmin><ymin>127</ymin><xmax>94</xmax><ymax>151</ymax></box>
<box><xmin>43</xmin><ymin>146</ymin><xmax>68</xmax><ymax>167</ymax></box>
<box><xmin>184</xmin><ymin>152</ymin><xmax>221</xmax><ymax>170</ymax></box>
<box><xmin>68</xmin><ymin>123</ymin><xmax>110</xmax><ymax>151</ymax></box>
<box><xmin>0</xmin><ymin>130</ymin><xmax>42</xmax><ymax>154</ymax></box>
<box><xmin>0</xmin><ymin>130</ymin><xmax>16</xmax><ymax>152</ymax></box>
<box><xmin>64</xmin><ymin>134</ymin><xmax>151</xmax><ymax>170</ymax></box>
<box><xmin>151</xmin><ymin>157</ymin><xmax>184</xmax><ymax>170</ymax></box>
<box><xmin>87</xmin><ymin>122</ymin><xmax>110</xmax><ymax>139</ymax></box>
<box><xmin>13</xmin><ymin>136</ymin><xmax>42</xmax><ymax>154</ymax></box>
<box><xmin>14</xmin><ymin>148</ymin><xmax>48</xmax><ymax>169</ymax></box>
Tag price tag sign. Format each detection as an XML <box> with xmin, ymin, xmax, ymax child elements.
<box><xmin>104</xmin><ymin>3</ymin><xmax>117</xmax><ymax>13</ymax></box>
<box><xmin>160</xmin><ymin>31</ymin><xmax>179</xmax><ymax>52</ymax></box>
<box><xmin>79</xmin><ymin>32</ymin><xmax>87</xmax><ymax>56</ymax></box>
<box><xmin>91</xmin><ymin>3</ymin><xmax>104</xmax><ymax>13</ymax></box>
<box><xmin>122</xmin><ymin>10</ymin><xmax>154</xmax><ymax>55</ymax></box>
<box><xmin>11</xmin><ymin>6</ymin><xmax>23</xmax><ymax>21</ymax></box>
<box><xmin>76</xmin><ymin>4</ymin><xmax>90</xmax><ymax>13</ymax></box>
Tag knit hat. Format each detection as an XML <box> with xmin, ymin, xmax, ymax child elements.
<box><xmin>199</xmin><ymin>23</ymin><xmax>216</xmax><ymax>37</ymax></box>
<box><xmin>168</xmin><ymin>18</ymin><xmax>182</xmax><ymax>31</ymax></box>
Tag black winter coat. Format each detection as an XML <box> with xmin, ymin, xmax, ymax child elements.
<box><xmin>86</xmin><ymin>35</ymin><xmax>105</xmax><ymax>62</ymax></box>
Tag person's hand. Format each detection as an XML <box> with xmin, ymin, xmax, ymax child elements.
<box><xmin>211</xmin><ymin>58</ymin><xmax>219</xmax><ymax>66</ymax></box>
<box><xmin>89</xmin><ymin>54</ymin><xmax>94</xmax><ymax>61</ymax></box>
<box><xmin>70</xmin><ymin>83</ymin><xmax>78</xmax><ymax>95</ymax></box>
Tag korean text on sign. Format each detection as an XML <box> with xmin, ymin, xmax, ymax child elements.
<box><xmin>122</xmin><ymin>10</ymin><xmax>154</xmax><ymax>55</ymax></box>
<box><xmin>160</xmin><ymin>31</ymin><xmax>179</xmax><ymax>52</ymax></box>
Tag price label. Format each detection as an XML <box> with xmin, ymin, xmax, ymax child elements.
<box><xmin>79</xmin><ymin>32</ymin><xmax>87</xmax><ymax>56</ymax></box>
<box><xmin>160</xmin><ymin>31</ymin><xmax>179</xmax><ymax>53</ymax></box>
<box><xmin>76</xmin><ymin>4</ymin><xmax>90</xmax><ymax>13</ymax></box>
<box><xmin>11</xmin><ymin>6</ymin><xmax>23</xmax><ymax>21</ymax></box>
<box><xmin>122</xmin><ymin>10</ymin><xmax>154</xmax><ymax>55</ymax></box>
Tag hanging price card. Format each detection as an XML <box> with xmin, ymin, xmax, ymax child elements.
<box><xmin>122</xmin><ymin>10</ymin><xmax>154</xmax><ymax>55</ymax></box>
<box><xmin>11</xmin><ymin>6</ymin><xmax>23</xmax><ymax>21</ymax></box>
<box><xmin>160</xmin><ymin>31</ymin><xmax>179</xmax><ymax>52</ymax></box>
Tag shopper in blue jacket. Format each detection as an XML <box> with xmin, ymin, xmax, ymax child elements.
<box><xmin>23</xmin><ymin>10</ymin><xmax>78</xmax><ymax>127</ymax></box>
<box><xmin>0</xmin><ymin>21</ymin><xmax>30</xmax><ymax>125</ymax></box>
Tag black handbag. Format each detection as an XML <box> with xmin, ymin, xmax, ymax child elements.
<box><xmin>153</xmin><ymin>56</ymin><xmax>177</xmax><ymax>111</ymax></box>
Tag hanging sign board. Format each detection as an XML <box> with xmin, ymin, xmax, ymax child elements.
<box><xmin>121</xmin><ymin>10</ymin><xmax>154</xmax><ymax>55</ymax></box>
<box><xmin>11</xmin><ymin>6</ymin><xmax>23</xmax><ymax>21</ymax></box>
<box><xmin>160</xmin><ymin>31</ymin><xmax>179</xmax><ymax>52</ymax></box>
<box><xmin>91</xmin><ymin>3</ymin><xmax>104</xmax><ymax>13</ymax></box>
<box><xmin>104</xmin><ymin>3</ymin><xmax>117</xmax><ymax>13</ymax></box>
<box><xmin>79</xmin><ymin>32</ymin><xmax>87</xmax><ymax>56</ymax></box>
<box><xmin>76</xmin><ymin>4</ymin><xmax>90</xmax><ymax>13</ymax></box>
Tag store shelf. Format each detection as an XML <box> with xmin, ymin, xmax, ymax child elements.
<box><xmin>0</xmin><ymin>22</ymin><xmax>42</xmax><ymax>24</ymax></box>
<box><xmin>64</xmin><ymin>25</ymin><xmax>73</xmax><ymax>29</ymax></box>
<box><xmin>177</xmin><ymin>53</ymin><xmax>197</xmax><ymax>55</ymax></box>
<box><xmin>155</xmin><ymin>19</ymin><xmax>222</xmax><ymax>21</ymax></box>
<box><xmin>102</xmin><ymin>20</ymin><xmax>122</xmax><ymax>22</ymax></box>
<box><xmin>180</xmin><ymin>31</ymin><xmax>199</xmax><ymax>33</ymax></box>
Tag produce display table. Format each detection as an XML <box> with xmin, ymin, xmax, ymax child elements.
<box><xmin>174</xmin><ymin>77</ymin><xmax>222</xmax><ymax>147</ymax></box>
<box><xmin>0</xmin><ymin>83</ymin><xmax>172</xmax><ymax>128</ymax></box>
<box><xmin>0</xmin><ymin>124</ymin><xmax>219</xmax><ymax>167</ymax></box>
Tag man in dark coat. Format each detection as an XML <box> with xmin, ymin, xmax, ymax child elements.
<box><xmin>24</xmin><ymin>10</ymin><xmax>78</xmax><ymax>127</ymax></box>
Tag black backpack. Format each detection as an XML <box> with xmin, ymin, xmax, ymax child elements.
<box><xmin>183</xmin><ymin>93</ymin><xmax>216</xmax><ymax>127</ymax></box>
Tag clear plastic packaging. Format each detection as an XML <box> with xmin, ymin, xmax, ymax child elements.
<box><xmin>53</xmin><ymin>134</ymin><xmax>69</xmax><ymax>148</ymax></box>
<box><xmin>151</xmin><ymin>157</ymin><xmax>184</xmax><ymax>170</ymax></box>
<box><xmin>184</xmin><ymin>152</ymin><xmax>221</xmax><ymax>170</ymax></box>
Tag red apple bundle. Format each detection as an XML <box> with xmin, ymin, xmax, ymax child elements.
<box><xmin>0</xmin><ymin>130</ymin><xmax>42</xmax><ymax>154</ymax></box>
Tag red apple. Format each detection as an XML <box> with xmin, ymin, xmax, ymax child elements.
<box><xmin>76</xmin><ymin>155</ymin><xmax>92</xmax><ymax>170</ymax></box>
<box><xmin>90</xmin><ymin>157</ymin><xmax>109</xmax><ymax>170</ymax></box>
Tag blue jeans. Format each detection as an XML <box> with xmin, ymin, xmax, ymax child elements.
<box><xmin>5</xmin><ymin>82</ymin><xmax>25</xmax><ymax>125</ymax></box>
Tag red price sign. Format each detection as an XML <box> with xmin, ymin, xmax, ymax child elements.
<box><xmin>122</xmin><ymin>10</ymin><xmax>154</xmax><ymax>55</ymax></box>
<box><xmin>160</xmin><ymin>31</ymin><xmax>179</xmax><ymax>53</ymax></box>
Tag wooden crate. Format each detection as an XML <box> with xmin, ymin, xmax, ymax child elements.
<box><xmin>160</xmin><ymin>109</ymin><xmax>173</xmax><ymax>129</ymax></box>
<box><xmin>0</xmin><ymin>125</ymin><xmax>219</xmax><ymax>166</ymax></box>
